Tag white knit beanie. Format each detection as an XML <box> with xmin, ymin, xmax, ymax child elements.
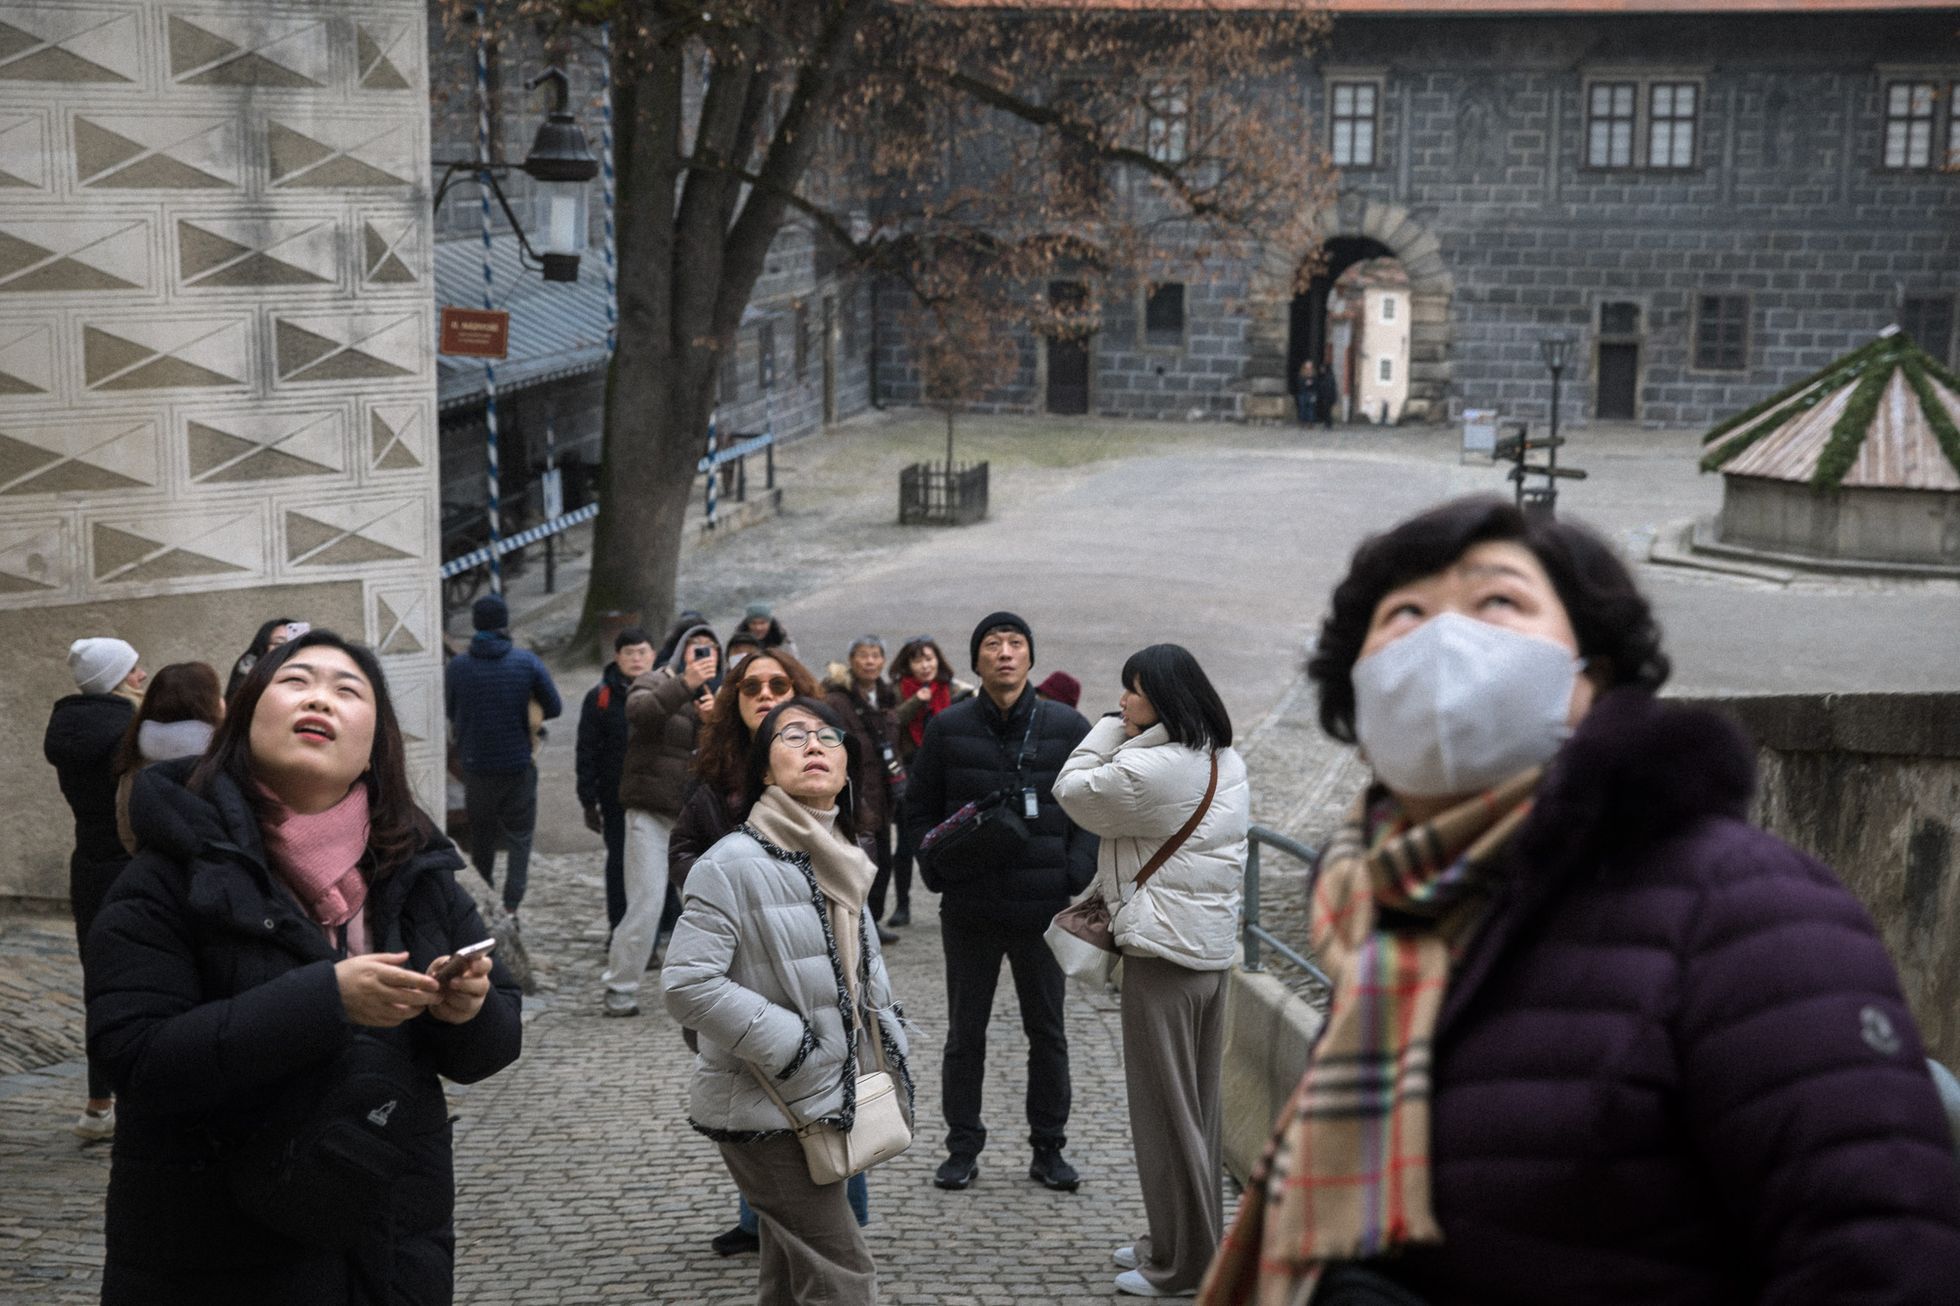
<box><xmin>69</xmin><ymin>637</ymin><xmax>139</xmax><ymax>695</ymax></box>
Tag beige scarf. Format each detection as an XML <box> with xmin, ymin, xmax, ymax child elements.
<box><xmin>747</xmin><ymin>785</ymin><xmax>876</xmax><ymax>1000</ymax></box>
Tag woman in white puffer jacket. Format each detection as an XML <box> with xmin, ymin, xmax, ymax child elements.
<box><xmin>1053</xmin><ymin>644</ymin><xmax>1249</xmax><ymax>1299</ymax></box>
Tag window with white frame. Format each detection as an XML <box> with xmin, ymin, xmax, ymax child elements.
<box><xmin>1381</xmin><ymin>295</ymin><xmax>1397</xmax><ymax>324</ymax></box>
<box><xmin>1145</xmin><ymin>81</ymin><xmax>1190</xmax><ymax>164</ymax></box>
<box><xmin>1648</xmin><ymin>82</ymin><xmax>1698</xmax><ymax>168</ymax></box>
<box><xmin>1587</xmin><ymin>82</ymin><xmax>1637</xmax><ymax>168</ymax></box>
<box><xmin>1884</xmin><ymin>81</ymin><xmax>1937</xmax><ymax>170</ymax></box>
<box><xmin>1377</xmin><ymin>356</ymin><xmax>1393</xmax><ymax>383</ymax></box>
<box><xmin>1331</xmin><ymin>82</ymin><xmax>1379</xmax><ymax>168</ymax></box>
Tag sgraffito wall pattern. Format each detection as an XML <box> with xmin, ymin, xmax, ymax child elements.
<box><xmin>0</xmin><ymin>0</ymin><xmax>442</xmax><ymax>901</ymax></box>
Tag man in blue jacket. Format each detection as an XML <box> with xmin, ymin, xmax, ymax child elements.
<box><xmin>446</xmin><ymin>594</ymin><xmax>561</xmax><ymax>919</ymax></box>
<box><xmin>577</xmin><ymin>626</ymin><xmax>654</xmax><ymax>938</ymax></box>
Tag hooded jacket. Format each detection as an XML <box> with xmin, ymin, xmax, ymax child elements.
<box><xmin>85</xmin><ymin>760</ymin><xmax>522</xmax><ymax>1305</ymax></box>
<box><xmin>443</xmin><ymin>631</ymin><xmax>562</xmax><ymax>775</ymax></box>
<box><xmin>116</xmin><ymin>719</ymin><xmax>216</xmax><ymax>854</ymax></box>
<box><xmin>900</xmin><ymin>685</ymin><xmax>1098</xmax><ymax>930</ymax></box>
<box><xmin>44</xmin><ymin>692</ymin><xmax>136</xmax><ymax>870</ymax></box>
<box><xmin>617</xmin><ymin>624</ymin><xmax>718</xmax><ymax>817</ymax></box>
<box><xmin>1053</xmin><ymin>716</ymin><xmax>1250</xmax><ymax>971</ymax></box>
<box><xmin>1374</xmin><ymin>689</ymin><xmax>1960</xmax><ymax>1303</ymax></box>
<box><xmin>574</xmin><ymin>662</ymin><xmax>632</xmax><ymax>810</ymax></box>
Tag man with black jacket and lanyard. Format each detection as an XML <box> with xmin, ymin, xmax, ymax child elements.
<box><xmin>902</xmin><ymin>611</ymin><xmax>1097</xmax><ymax>1193</ymax></box>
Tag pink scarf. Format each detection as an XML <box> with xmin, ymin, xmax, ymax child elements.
<box><xmin>259</xmin><ymin>783</ymin><xmax>372</xmax><ymax>950</ymax></box>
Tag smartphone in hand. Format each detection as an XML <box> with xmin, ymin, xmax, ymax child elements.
<box><xmin>430</xmin><ymin>937</ymin><xmax>496</xmax><ymax>984</ymax></box>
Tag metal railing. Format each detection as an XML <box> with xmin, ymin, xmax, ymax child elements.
<box><xmin>701</xmin><ymin>430</ymin><xmax>776</xmax><ymax>528</ymax></box>
<box><xmin>1241</xmin><ymin>823</ymin><xmax>1330</xmax><ymax>986</ymax></box>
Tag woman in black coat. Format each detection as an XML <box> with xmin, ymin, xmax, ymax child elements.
<box><xmin>86</xmin><ymin>629</ymin><xmax>522</xmax><ymax>1305</ymax></box>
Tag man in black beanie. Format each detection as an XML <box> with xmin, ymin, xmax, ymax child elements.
<box><xmin>445</xmin><ymin>592</ymin><xmax>562</xmax><ymax>921</ymax></box>
<box><xmin>902</xmin><ymin>611</ymin><xmax>1097</xmax><ymax>1192</ymax></box>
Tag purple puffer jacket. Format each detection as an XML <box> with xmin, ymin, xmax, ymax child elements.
<box><xmin>1380</xmin><ymin>688</ymin><xmax>1960</xmax><ymax>1304</ymax></box>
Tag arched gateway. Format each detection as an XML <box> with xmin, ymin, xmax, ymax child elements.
<box><xmin>1244</xmin><ymin>197</ymin><xmax>1454</xmax><ymax>422</ymax></box>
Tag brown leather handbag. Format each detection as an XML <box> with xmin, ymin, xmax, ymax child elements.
<box><xmin>1044</xmin><ymin>751</ymin><xmax>1219</xmax><ymax>982</ymax></box>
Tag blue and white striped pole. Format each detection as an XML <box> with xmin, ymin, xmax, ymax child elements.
<box><xmin>599</xmin><ymin>22</ymin><xmax>616</xmax><ymax>357</ymax></box>
<box><xmin>475</xmin><ymin>1</ymin><xmax>502</xmax><ymax>594</ymax></box>
<box><xmin>704</xmin><ymin>410</ymin><xmax>718</xmax><ymax>527</ymax></box>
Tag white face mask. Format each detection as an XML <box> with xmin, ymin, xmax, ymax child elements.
<box><xmin>1351</xmin><ymin>611</ymin><xmax>1580</xmax><ymax>799</ymax></box>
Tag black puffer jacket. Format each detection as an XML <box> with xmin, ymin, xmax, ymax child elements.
<box><xmin>85</xmin><ymin>760</ymin><xmax>523</xmax><ymax>1306</ymax></box>
<box><xmin>44</xmin><ymin>692</ymin><xmax>135</xmax><ymax>871</ymax></box>
<box><xmin>901</xmin><ymin>686</ymin><xmax>1097</xmax><ymax>930</ymax></box>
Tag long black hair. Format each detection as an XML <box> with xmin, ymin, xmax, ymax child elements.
<box><xmin>191</xmin><ymin>629</ymin><xmax>429</xmax><ymax>874</ymax></box>
<box><xmin>744</xmin><ymin>696</ymin><xmax>862</xmax><ymax>842</ymax></box>
<box><xmin>1121</xmin><ymin>644</ymin><xmax>1233</xmax><ymax>751</ymax></box>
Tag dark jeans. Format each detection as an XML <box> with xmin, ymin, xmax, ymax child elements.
<box><xmin>889</xmin><ymin>823</ymin><xmax>915</xmax><ymax>916</ymax></box>
<box><xmin>600</xmin><ymin>799</ymin><xmax>627</xmax><ymax>929</ymax></box>
<box><xmin>1296</xmin><ymin>390</ymin><xmax>1316</xmax><ymax>424</ymax></box>
<box><xmin>865</xmin><ymin>824</ymin><xmax>895</xmax><ymax>921</ymax></box>
<box><xmin>941</xmin><ymin>916</ymin><xmax>1070</xmax><ymax>1158</ymax></box>
<box><xmin>70</xmin><ymin>850</ymin><xmax>129</xmax><ymax>1099</ymax></box>
<box><xmin>463</xmin><ymin>765</ymin><xmax>537</xmax><ymax>912</ymax></box>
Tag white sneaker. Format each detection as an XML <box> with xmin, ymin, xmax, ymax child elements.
<box><xmin>1112</xmin><ymin>1246</ymin><xmax>1138</xmax><ymax>1270</ymax></box>
<box><xmin>72</xmin><ymin>1104</ymin><xmax>115</xmax><ymax>1142</ymax></box>
<box><xmin>602</xmin><ymin>989</ymin><xmax>639</xmax><ymax>1017</ymax></box>
<box><xmin>1115</xmin><ymin>1269</ymin><xmax>1193</xmax><ymax>1298</ymax></box>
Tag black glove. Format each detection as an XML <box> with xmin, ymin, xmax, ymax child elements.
<box><xmin>583</xmin><ymin>804</ymin><xmax>604</xmax><ymax>835</ymax></box>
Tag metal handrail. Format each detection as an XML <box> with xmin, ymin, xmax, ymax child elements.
<box><xmin>1242</xmin><ymin>823</ymin><xmax>1330</xmax><ymax>986</ymax></box>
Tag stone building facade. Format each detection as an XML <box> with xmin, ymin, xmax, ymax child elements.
<box><xmin>874</xmin><ymin>3</ymin><xmax>1959</xmax><ymax>430</ymax></box>
<box><xmin>0</xmin><ymin>0</ymin><xmax>445</xmax><ymax>902</ymax></box>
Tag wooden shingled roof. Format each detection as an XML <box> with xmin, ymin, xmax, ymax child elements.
<box><xmin>1700</xmin><ymin>329</ymin><xmax>1960</xmax><ymax>492</ymax></box>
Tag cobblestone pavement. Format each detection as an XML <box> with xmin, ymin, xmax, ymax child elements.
<box><xmin>0</xmin><ymin>845</ymin><xmax>1247</xmax><ymax>1304</ymax></box>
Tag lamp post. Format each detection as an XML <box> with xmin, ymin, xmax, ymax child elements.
<box><xmin>1528</xmin><ymin>332</ymin><xmax>1574</xmax><ymax>520</ymax></box>
<box><xmin>432</xmin><ymin>67</ymin><xmax>600</xmax><ymax>283</ymax></box>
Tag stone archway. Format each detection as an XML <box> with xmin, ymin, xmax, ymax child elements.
<box><xmin>1244</xmin><ymin>196</ymin><xmax>1454</xmax><ymax>423</ymax></box>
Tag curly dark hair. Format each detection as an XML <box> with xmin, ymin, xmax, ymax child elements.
<box><xmin>1306</xmin><ymin>496</ymin><xmax>1670</xmax><ymax>743</ymax></box>
<box><xmin>691</xmin><ymin>647</ymin><xmax>822</xmax><ymax>802</ymax></box>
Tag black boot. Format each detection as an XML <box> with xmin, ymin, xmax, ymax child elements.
<box><xmin>934</xmin><ymin>1152</ymin><xmax>979</xmax><ymax>1190</ymax></box>
<box><xmin>710</xmin><ymin>1224</ymin><xmax>759</xmax><ymax>1256</ymax></box>
<box><xmin>887</xmin><ymin>906</ymin><xmax>911</xmax><ymax>927</ymax></box>
<box><xmin>1029</xmin><ymin>1147</ymin><xmax>1079</xmax><ymax>1192</ymax></box>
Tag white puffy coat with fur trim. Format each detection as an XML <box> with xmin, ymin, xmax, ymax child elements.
<box><xmin>1052</xmin><ymin>717</ymin><xmax>1249</xmax><ymax>971</ymax></box>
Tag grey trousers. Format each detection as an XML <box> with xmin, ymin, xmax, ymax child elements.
<box><xmin>1121</xmin><ymin>953</ymin><xmax>1230</xmax><ymax>1295</ymax></box>
<box><xmin>718</xmin><ymin>1134</ymin><xmax>878</xmax><ymax>1305</ymax></box>
<box><xmin>461</xmin><ymin>765</ymin><xmax>536</xmax><ymax>911</ymax></box>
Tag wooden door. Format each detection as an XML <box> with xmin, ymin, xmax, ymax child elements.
<box><xmin>821</xmin><ymin>295</ymin><xmax>837</xmax><ymax>424</ymax></box>
<box><xmin>1045</xmin><ymin>280</ymin><xmax>1090</xmax><ymax>415</ymax></box>
<box><xmin>1596</xmin><ymin>342</ymin><xmax>1638</xmax><ymax>420</ymax></box>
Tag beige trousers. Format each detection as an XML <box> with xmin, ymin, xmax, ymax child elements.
<box><xmin>717</xmin><ymin>1134</ymin><xmax>877</xmax><ymax>1305</ymax></box>
<box><xmin>1121</xmin><ymin>953</ymin><xmax>1230</xmax><ymax>1294</ymax></box>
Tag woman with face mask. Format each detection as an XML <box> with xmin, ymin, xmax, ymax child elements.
<box><xmin>663</xmin><ymin>698</ymin><xmax>913</xmax><ymax>1306</ymax></box>
<box><xmin>1202</xmin><ymin>497</ymin><xmax>1960</xmax><ymax>1306</ymax></box>
<box><xmin>85</xmin><ymin>630</ymin><xmax>522</xmax><ymax>1304</ymax></box>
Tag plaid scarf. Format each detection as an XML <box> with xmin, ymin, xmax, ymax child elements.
<box><xmin>1199</xmin><ymin>769</ymin><xmax>1540</xmax><ymax>1306</ymax></box>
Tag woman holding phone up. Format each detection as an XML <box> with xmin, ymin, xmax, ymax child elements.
<box><xmin>664</xmin><ymin>697</ymin><xmax>913</xmax><ymax>1306</ymax></box>
<box><xmin>85</xmin><ymin>629</ymin><xmax>521</xmax><ymax>1305</ymax></box>
<box><xmin>1054</xmin><ymin>645</ymin><xmax>1249</xmax><ymax>1298</ymax></box>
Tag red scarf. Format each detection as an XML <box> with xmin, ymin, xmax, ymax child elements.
<box><xmin>899</xmin><ymin>675</ymin><xmax>951</xmax><ymax>748</ymax></box>
<box><xmin>259</xmin><ymin>783</ymin><xmax>372</xmax><ymax>947</ymax></box>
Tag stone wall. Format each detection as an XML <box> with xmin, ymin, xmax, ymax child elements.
<box><xmin>873</xmin><ymin>11</ymin><xmax>1958</xmax><ymax>429</ymax></box>
<box><xmin>1679</xmin><ymin>692</ymin><xmax>1960</xmax><ymax>1067</ymax></box>
<box><xmin>0</xmin><ymin>0</ymin><xmax>445</xmax><ymax>903</ymax></box>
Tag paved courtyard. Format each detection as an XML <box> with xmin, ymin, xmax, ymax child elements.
<box><xmin>6</xmin><ymin>412</ymin><xmax>1954</xmax><ymax>1301</ymax></box>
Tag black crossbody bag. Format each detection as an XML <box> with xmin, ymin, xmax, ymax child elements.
<box><xmin>917</xmin><ymin>700</ymin><xmax>1042</xmax><ymax>889</ymax></box>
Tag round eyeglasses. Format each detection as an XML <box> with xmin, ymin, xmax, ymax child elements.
<box><xmin>774</xmin><ymin>724</ymin><xmax>845</xmax><ymax>750</ymax></box>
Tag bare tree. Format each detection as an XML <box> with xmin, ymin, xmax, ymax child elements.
<box><xmin>448</xmin><ymin>0</ymin><xmax>1333</xmax><ymax>645</ymax></box>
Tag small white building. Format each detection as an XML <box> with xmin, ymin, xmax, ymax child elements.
<box><xmin>1329</xmin><ymin>258</ymin><xmax>1413</xmax><ymax>424</ymax></box>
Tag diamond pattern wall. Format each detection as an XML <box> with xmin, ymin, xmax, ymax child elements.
<box><xmin>0</xmin><ymin>1</ymin><xmax>442</xmax><ymax>902</ymax></box>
